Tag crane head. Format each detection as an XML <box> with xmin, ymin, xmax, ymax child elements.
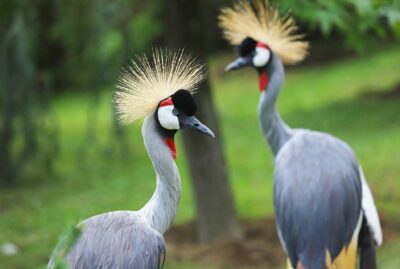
<box><xmin>156</xmin><ymin>89</ymin><xmax>214</xmax><ymax>138</ymax></box>
<box><xmin>218</xmin><ymin>0</ymin><xmax>308</xmax><ymax>66</ymax></box>
<box><xmin>225</xmin><ymin>37</ymin><xmax>271</xmax><ymax>72</ymax></box>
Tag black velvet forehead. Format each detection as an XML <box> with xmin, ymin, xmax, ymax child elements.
<box><xmin>171</xmin><ymin>89</ymin><xmax>197</xmax><ymax>116</ymax></box>
<box><xmin>239</xmin><ymin>37</ymin><xmax>257</xmax><ymax>57</ymax></box>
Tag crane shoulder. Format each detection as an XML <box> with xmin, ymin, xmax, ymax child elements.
<box><xmin>50</xmin><ymin>211</ymin><xmax>165</xmax><ymax>269</ymax></box>
<box><xmin>277</xmin><ymin>130</ymin><xmax>356</xmax><ymax>163</ymax></box>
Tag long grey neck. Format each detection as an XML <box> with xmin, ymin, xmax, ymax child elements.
<box><xmin>258</xmin><ymin>55</ymin><xmax>292</xmax><ymax>156</ymax></box>
<box><xmin>139</xmin><ymin>115</ymin><xmax>181</xmax><ymax>235</ymax></box>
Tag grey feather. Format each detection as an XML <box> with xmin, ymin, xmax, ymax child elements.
<box><xmin>48</xmin><ymin>115</ymin><xmax>180</xmax><ymax>269</ymax></box>
<box><xmin>253</xmin><ymin>52</ymin><xmax>372</xmax><ymax>268</ymax></box>
<box><xmin>258</xmin><ymin>54</ymin><xmax>293</xmax><ymax>156</ymax></box>
<box><xmin>273</xmin><ymin>130</ymin><xmax>362</xmax><ymax>269</ymax></box>
<box><xmin>49</xmin><ymin>211</ymin><xmax>165</xmax><ymax>269</ymax></box>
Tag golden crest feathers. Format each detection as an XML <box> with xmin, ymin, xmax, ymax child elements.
<box><xmin>218</xmin><ymin>0</ymin><xmax>309</xmax><ymax>64</ymax></box>
<box><xmin>115</xmin><ymin>49</ymin><xmax>204</xmax><ymax>125</ymax></box>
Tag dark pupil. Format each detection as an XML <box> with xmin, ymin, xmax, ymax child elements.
<box><xmin>239</xmin><ymin>37</ymin><xmax>257</xmax><ymax>57</ymax></box>
<box><xmin>172</xmin><ymin>108</ymin><xmax>178</xmax><ymax>115</ymax></box>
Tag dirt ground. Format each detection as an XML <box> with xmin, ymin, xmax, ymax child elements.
<box><xmin>166</xmin><ymin>216</ymin><xmax>400</xmax><ymax>269</ymax></box>
<box><xmin>364</xmin><ymin>84</ymin><xmax>400</xmax><ymax>100</ymax></box>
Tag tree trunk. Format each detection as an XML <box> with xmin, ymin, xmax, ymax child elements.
<box><xmin>163</xmin><ymin>0</ymin><xmax>242</xmax><ymax>242</ymax></box>
<box><xmin>183</xmin><ymin>82</ymin><xmax>242</xmax><ymax>242</ymax></box>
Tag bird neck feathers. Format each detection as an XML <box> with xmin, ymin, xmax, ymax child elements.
<box><xmin>258</xmin><ymin>55</ymin><xmax>292</xmax><ymax>156</ymax></box>
<box><xmin>140</xmin><ymin>115</ymin><xmax>181</xmax><ymax>234</ymax></box>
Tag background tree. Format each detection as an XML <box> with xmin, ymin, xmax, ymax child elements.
<box><xmin>163</xmin><ymin>0</ymin><xmax>242</xmax><ymax>242</ymax></box>
<box><xmin>0</xmin><ymin>0</ymin><xmax>58</xmax><ymax>186</ymax></box>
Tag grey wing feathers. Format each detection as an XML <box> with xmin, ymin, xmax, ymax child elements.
<box><xmin>273</xmin><ymin>131</ymin><xmax>362</xmax><ymax>269</ymax></box>
<box><xmin>49</xmin><ymin>211</ymin><xmax>165</xmax><ymax>269</ymax></box>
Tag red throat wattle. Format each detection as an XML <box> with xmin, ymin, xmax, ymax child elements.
<box><xmin>259</xmin><ymin>71</ymin><xmax>269</xmax><ymax>92</ymax></box>
<box><xmin>256</xmin><ymin>41</ymin><xmax>269</xmax><ymax>92</ymax></box>
<box><xmin>160</xmin><ymin>97</ymin><xmax>177</xmax><ymax>159</ymax></box>
<box><xmin>165</xmin><ymin>137</ymin><xmax>176</xmax><ymax>159</ymax></box>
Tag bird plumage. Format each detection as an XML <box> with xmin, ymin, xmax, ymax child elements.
<box><xmin>220</xmin><ymin>1</ymin><xmax>382</xmax><ymax>266</ymax></box>
<box><xmin>49</xmin><ymin>115</ymin><xmax>179</xmax><ymax>269</ymax></box>
<box><xmin>260</xmin><ymin>56</ymin><xmax>382</xmax><ymax>268</ymax></box>
<box><xmin>274</xmin><ymin>130</ymin><xmax>362</xmax><ymax>269</ymax></box>
<box><xmin>57</xmin><ymin>212</ymin><xmax>165</xmax><ymax>269</ymax></box>
<box><xmin>359</xmin><ymin>167</ymin><xmax>382</xmax><ymax>246</ymax></box>
<box><xmin>49</xmin><ymin>50</ymin><xmax>212</xmax><ymax>269</ymax></box>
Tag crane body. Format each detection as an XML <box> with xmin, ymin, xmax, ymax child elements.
<box><xmin>49</xmin><ymin>50</ymin><xmax>213</xmax><ymax>269</ymax></box>
<box><xmin>261</xmin><ymin>53</ymin><xmax>379</xmax><ymax>269</ymax></box>
<box><xmin>219</xmin><ymin>1</ymin><xmax>382</xmax><ymax>268</ymax></box>
<box><xmin>52</xmin><ymin>116</ymin><xmax>178</xmax><ymax>268</ymax></box>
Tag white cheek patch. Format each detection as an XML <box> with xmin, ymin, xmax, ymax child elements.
<box><xmin>157</xmin><ymin>105</ymin><xmax>180</xmax><ymax>130</ymax></box>
<box><xmin>253</xmin><ymin>47</ymin><xmax>271</xmax><ymax>67</ymax></box>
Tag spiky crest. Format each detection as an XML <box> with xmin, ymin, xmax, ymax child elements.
<box><xmin>114</xmin><ymin>49</ymin><xmax>204</xmax><ymax>124</ymax></box>
<box><xmin>219</xmin><ymin>0</ymin><xmax>309</xmax><ymax>65</ymax></box>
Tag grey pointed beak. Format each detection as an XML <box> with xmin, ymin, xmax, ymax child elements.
<box><xmin>180</xmin><ymin>115</ymin><xmax>215</xmax><ymax>137</ymax></box>
<box><xmin>225</xmin><ymin>56</ymin><xmax>252</xmax><ymax>71</ymax></box>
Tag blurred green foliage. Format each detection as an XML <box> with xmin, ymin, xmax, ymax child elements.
<box><xmin>49</xmin><ymin>0</ymin><xmax>163</xmax><ymax>91</ymax></box>
<box><xmin>0</xmin><ymin>0</ymin><xmax>58</xmax><ymax>185</ymax></box>
<box><xmin>0</xmin><ymin>0</ymin><xmax>164</xmax><ymax>185</ymax></box>
<box><xmin>279</xmin><ymin>0</ymin><xmax>400</xmax><ymax>52</ymax></box>
<box><xmin>1</xmin><ymin>0</ymin><xmax>399</xmax><ymax>95</ymax></box>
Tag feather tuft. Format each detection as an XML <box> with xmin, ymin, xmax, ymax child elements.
<box><xmin>114</xmin><ymin>48</ymin><xmax>204</xmax><ymax>125</ymax></box>
<box><xmin>218</xmin><ymin>0</ymin><xmax>309</xmax><ymax>65</ymax></box>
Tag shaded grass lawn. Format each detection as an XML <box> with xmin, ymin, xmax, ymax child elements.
<box><xmin>1</xmin><ymin>47</ymin><xmax>399</xmax><ymax>268</ymax></box>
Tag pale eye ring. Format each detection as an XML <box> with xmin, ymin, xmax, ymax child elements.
<box><xmin>172</xmin><ymin>108</ymin><xmax>179</xmax><ymax>116</ymax></box>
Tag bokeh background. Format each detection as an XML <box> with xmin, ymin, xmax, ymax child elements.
<box><xmin>1</xmin><ymin>0</ymin><xmax>400</xmax><ymax>268</ymax></box>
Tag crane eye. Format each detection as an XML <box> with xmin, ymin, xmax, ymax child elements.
<box><xmin>172</xmin><ymin>108</ymin><xmax>179</xmax><ymax>116</ymax></box>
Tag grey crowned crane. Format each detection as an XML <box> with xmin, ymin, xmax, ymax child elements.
<box><xmin>48</xmin><ymin>49</ymin><xmax>214</xmax><ymax>269</ymax></box>
<box><xmin>219</xmin><ymin>1</ymin><xmax>382</xmax><ymax>269</ymax></box>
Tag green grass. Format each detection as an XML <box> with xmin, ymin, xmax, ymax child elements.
<box><xmin>1</xmin><ymin>47</ymin><xmax>400</xmax><ymax>268</ymax></box>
